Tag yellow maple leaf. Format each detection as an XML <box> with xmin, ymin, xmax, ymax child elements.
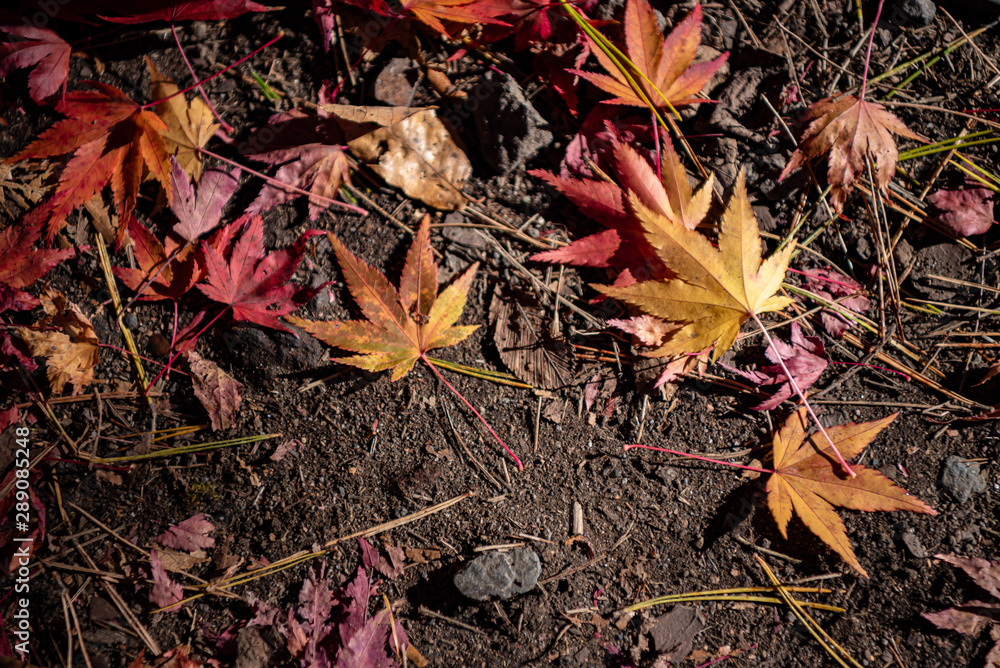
<box><xmin>18</xmin><ymin>289</ymin><xmax>100</xmax><ymax>395</ymax></box>
<box><xmin>766</xmin><ymin>408</ymin><xmax>936</xmax><ymax>577</ymax></box>
<box><xmin>597</xmin><ymin>169</ymin><xmax>793</xmax><ymax>361</ymax></box>
<box><xmin>147</xmin><ymin>58</ymin><xmax>219</xmax><ymax>180</ymax></box>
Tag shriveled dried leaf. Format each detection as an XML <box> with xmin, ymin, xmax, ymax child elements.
<box><xmin>725</xmin><ymin>322</ymin><xmax>828</xmax><ymax>411</ymax></box>
<box><xmin>489</xmin><ymin>288</ymin><xmax>574</xmax><ymax>389</ymax></box>
<box><xmin>801</xmin><ymin>267</ymin><xmax>869</xmax><ymax>338</ymax></box>
<box><xmin>148</xmin><ymin>58</ymin><xmax>219</xmax><ymax>180</ymax></box>
<box><xmin>185</xmin><ymin>351</ymin><xmax>243</xmax><ymax>430</ymax></box>
<box><xmin>18</xmin><ymin>289</ymin><xmax>99</xmax><ymax>395</ymax></box>
<box><xmin>597</xmin><ymin>170</ymin><xmax>794</xmax><ymax>362</ymax></box>
<box><xmin>766</xmin><ymin>408</ymin><xmax>936</xmax><ymax>577</ymax></box>
<box><xmin>333</xmin><ymin>105</ymin><xmax>471</xmax><ymax>210</ymax></box>
<box><xmin>780</xmin><ymin>95</ymin><xmax>921</xmax><ymax>210</ymax></box>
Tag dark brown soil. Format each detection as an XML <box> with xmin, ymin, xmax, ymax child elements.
<box><xmin>4</xmin><ymin>1</ymin><xmax>1000</xmax><ymax>667</ymax></box>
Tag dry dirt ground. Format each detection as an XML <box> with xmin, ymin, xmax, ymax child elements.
<box><xmin>4</xmin><ymin>0</ymin><xmax>1000</xmax><ymax>666</ymax></box>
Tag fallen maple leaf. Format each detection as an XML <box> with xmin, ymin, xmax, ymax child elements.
<box><xmin>101</xmin><ymin>0</ymin><xmax>275</xmax><ymax>23</ymax></box>
<box><xmin>923</xmin><ymin>553</ymin><xmax>1000</xmax><ymax>668</ymax></box>
<box><xmin>170</xmin><ymin>159</ymin><xmax>240</xmax><ymax>243</ymax></box>
<box><xmin>288</xmin><ymin>215</ymin><xmax>476</xmax><ymax>380</ymax></box>
<box><xmin>766</xmin><ymin>408</ymin><xmax>936</xmax><ymax>577</ymax></box>
<box><xmin>927</xmin><ymin>186</ymin><xmax>995</xmax><ymax>237</ymax></box>
<box><xmin>0</xmin><ymin>217</ymin><xmax>75</xmax><ymax>305</ymax></box>
<box><xmin>156</xmin><ymin>513</ymin><xmax>216</xmax><ymax>552</ymax></box>
<box><xmin>197</xmin><ymin>215</ymin><xmax>322</xmax><ymax>333</ymax></box>
<box><xmin>0</xmin><ymin>24</ymin><xmax>70</xmax><ymax>102</ymax></box>
<box><xmin>18</xmin><ymin>289</ymin><xmax>99</xmax><ymax>395</ymax></box>
<box><xmin>186</xmin><ymin>351</ymin><xmax>243</xmax><ymax>430</ymax></box>
<box><xmin>802</xmin><ymin>267</ymin><xmax>869</xmax><ymax>338</ymax></box>
<box><xmin>360</xmin><ymin>537</ymin><xmax>406</xmax><ymax>580</ymax></box>
<box><xmin>531</xmin><ymin>138</ymin><xmax>711</xmax><ymax>272</ymax></box>
<box><xmin>288</xmin><ymin>216</ymin><xmax>521</xmax><ymax>468</ymax></box>
<box><xmin>150</xmin><ymin>548</ymin><xmax>184</xmax><ymax>612</ymax></box>
<box><xmin>596</xmin><ymin>169</ymin><xmax>794</xmax><ymax>362</ymax></box>
<box><xmin>11</xmin><ymin>81</ymin><xmax>171</xmax><ymax>240</ymax></box>
<box><xmin>114</xmin><ymin>219</ymin><xmax>198</xmax><ymax>301</ymax></box>
<box><xmin>725</xmin><ymin>322</ymin><xmax>828</xmax><ymax>411</ymax></box>
<box><xmin>329</xmin><ymin>104</ymin><xmax>472</xmax><ymax>211</ymax></box>
<box><xmin>148</xmin><ymin>58</ymin><xmax>219</xmax><ymax>181</ymax></box>
<box><xmin>575</xmin><ymin>1</ymin><xmax>727</xmax><ymax>111</ymax></box>
<box><xmin>401</xmin><ymin>0</ymin><xmax>509</xmax><ymax>36</ymax></box>
<box><xmin>779</xmin><ymin>95</ymin><xmax>921</xmax><ymax>210</ymax></box>
<box><xmin>607</xmin><ymin>313</ymin><xmax>673</xmax><ymax>348</ymax></box>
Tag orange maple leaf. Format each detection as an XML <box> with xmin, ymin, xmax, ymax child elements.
<box><xmin>403</xmin><ymin>0</ymin><xmax>509</xmax><ymax>36</ymax></box>
<box><xmin>10</xmin><ymin>81</ymin><xmax>171</xmax><ymax>240</ymax></box>
<box><xmin>766</xmin><ymin>408</ymin><xmax>936</xmax><ymax>577</ymax></box>
<box><xmin>288</xmin><ymin>215</ymin><xmax>522</xmax><ymax>469</ymax></box>
<box><xmin>575</xmin><ymin>0</ymin><xmax>727</xmax><ymax>110</ymax></box>
<box><xmin>287</xmin><ymin>215</ymin><xmax>478</xmax><ymax>380</ymax></box>
<box><xmin>779</xmin><ymin>95</ymin><xmax>921</xmax><ymax>210</ymax></box>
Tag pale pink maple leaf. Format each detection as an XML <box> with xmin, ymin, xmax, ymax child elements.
<box><xmin>156</xmin><ymin>513</ymin><xmax>215</xmax><ymax>552</ymax></box>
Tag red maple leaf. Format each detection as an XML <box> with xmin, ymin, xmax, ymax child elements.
<box><xmin>0</xmin><ymin>24</ymin><xmax>70</xmax><ymax>102</ymax></box>
<box><xmin>197</xmin><ymin>215</ymin><xmax>322</xmax><ymax>332</ymax></box>
<box><xmin>11</xmin><ymin>81</ymin><xmax>171</xmax><ymax>240</ymax></box>
<box><xmin>0</xmin><ymin>216</ymin><xmax>76</xmax><ymax>305</ymax></box>
<box><xmin>100</xmin><ymin>0</ymin><xmax>276</xmax><ymax>23</ymax></box>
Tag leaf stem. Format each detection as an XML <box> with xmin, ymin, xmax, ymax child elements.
<box><xmin>421</xmin><ymin>355</ymin><xmax>523</xmax><ymax>471</ymax></box>
<box><xmin>859</xmin><ymin>0</ymin><xmax>885</xmax><ymax>101</ymax></box>
<box><xmin>624</xmin><ymin>443</ymin><xmax>771</xmax><ymax>474</ymax></box>
<box><xmin>750</xmin><ymin>313</ymin><xmax>855</xmax><ymax>477</ymax></box>
<box><xmin>170</xmin><ymin>24</ymin><xmax>234</xmax><ymax>134</ymax></box>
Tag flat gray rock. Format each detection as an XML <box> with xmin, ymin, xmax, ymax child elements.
<box><xmin>454</xmin><ymin>548</ymin><xmax>541</xmax><ymax>601</ymax></box>
<box><xmin>941</xmin><ymin>455</ymin><xmax>986</xmax><ymax>504</ymax></box>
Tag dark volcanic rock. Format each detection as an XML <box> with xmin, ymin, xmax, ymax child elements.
<box><xmin>472</xmin><ymin>72</ymin><xmax>552</xmax><ymax>173</ymax></box>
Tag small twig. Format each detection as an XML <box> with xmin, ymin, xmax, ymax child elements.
<box><xmin>418</xmin><ymin>605</ymin><xmax>486</xmax><ymax>636</ymax></box>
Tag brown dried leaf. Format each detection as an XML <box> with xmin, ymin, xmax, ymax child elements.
<box><xmin>336</xmin><ymin>106</ymin><xmax>471</xmax><ymax>210</ymax></box>
<box><xmin>18</xmin><ymin>289</ymin><xmax>99</xmax><ymax>395</ymax></box>
<box><xmin>186</xmin><ymin>351</ymin><xmax>243</xmax><ymax>430</ymax></box>
<box><xmin>489</xmin><ymin>288</ymin><xmax>574</xmax><ymax>390</ymax></box>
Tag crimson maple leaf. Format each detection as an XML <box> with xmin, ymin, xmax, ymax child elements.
<box><xmin>11</xmin><ymin>81</ymin><xmax>171</xmax><ymax>240</ymax></box>
<box><xmin>100</xmin><ymin>0</ymin><xmax>275</xmax><ymax>23</ymax></box>
<box><xmin>0</xmin><ymin>216</ymin><xmax>75</xmax><ymax>305</ymax></box>
<box><xmin>0</xmin><ymin>25</ymin><xmax>70</xmax><ymax>102</ymax></box>
<box><xmin>197</xmin><ymin>215</ymin><xmax>322</xmax><ymax>332</ymax></box>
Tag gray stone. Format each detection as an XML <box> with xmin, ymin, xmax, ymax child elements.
<box><xmin>889</xmin><ymin>0</ymin><xmax>936</xmax><ymax>27</ymax></box>
<box><xmin>453</xmin><ymin>548</ymin><xmax>541</xmax><ymax>601</ymax></box>
<box><xmin>940</xmin><ymin>455</ymin><xmax>986</xmax><ymax>504</ymax></box>
<box><xmin>472</xmin><ymin>72</ymin><xmax>552</xmax><ymax>173</ymax></box>
<box><xmin>900</xmin><ymin>531</ymin><xmax>927</xmax><ymax>559</ymax></box>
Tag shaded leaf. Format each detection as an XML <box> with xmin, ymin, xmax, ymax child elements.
<box><xmin>489</xmin><ymin>288</ymin><xmax>574</xmax><ymax>389</ymax></box>
<box><xmin>0</xmin><ymin>216</ymin><xmax>75</xmax><ymax>304</ymax></box>
<box><xmin>186</xmin><ymin>351</ymin><xmax>243</xmax><ymax>430</ymax></box>
<box><xmin>169</xmin><ymin>159</ymin><xmax>240</xmax><ymax>242</ymax></box>
<box><xmin>801</xmin><ymin>267</ymin><xmax>869</xmax><ymax>338</ymax></box>
<box><xmin>765</xmin><ymin>408</ymin><xmax>936</xmax><ymax>577</ymax></box>
<box><xmin>113</xmin><ymin>218</ymin><xmax>198</xmax><ymax>301</ymax></box>
<box><xmin>0</xmin><ymin>24</ymin><xmax>70</xmax><ymax>102</ymax></box>
<box><xmin>150</xmin><ymin>549</ymin><xmax>184</xmax><ymax>612</ymax></box>
<box><xmin>101</xmin><ymin>0</ymin><xmax>275</xmax><ymax>23</ymax></box>
<box><xmin>156</xmin><ymin>513</ymin><xmax>216</xmax><ymax>552</ymax></box>
<box><xmin>724</xmin><ymin>322</ymin><xmax>828</xmax><ymax>411</ymax></box>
